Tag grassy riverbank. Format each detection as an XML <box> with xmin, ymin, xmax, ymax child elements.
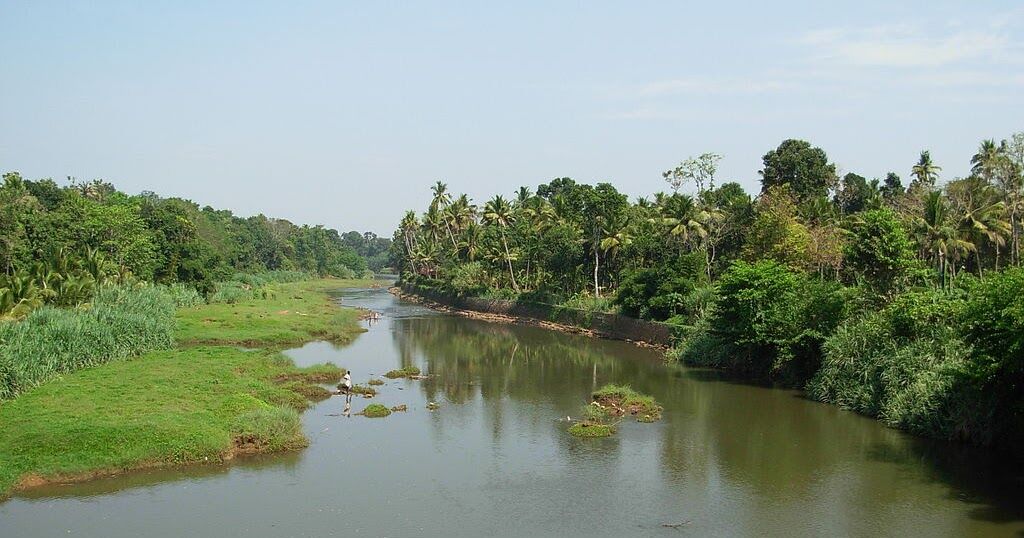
<box><xmin>0</xmin><ymin>279</ymin><xmax>371</xmax><ymax>498</ymax></box>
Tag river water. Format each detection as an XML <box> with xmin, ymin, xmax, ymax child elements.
<box><xmin>1</xmin><ymin>287</ymin><xmax>1022</xmax><ymax>537</ymax></box>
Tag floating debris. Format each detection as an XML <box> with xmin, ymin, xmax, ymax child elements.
<box><xmin>390</xmin><ymin>404</ymin><xmax>408</xmax><ymax>412</ymax></box>
<box><xmin>426</xmin><ymin>401</ymin><xmax>440</xmax><ymax>411</ymax></box>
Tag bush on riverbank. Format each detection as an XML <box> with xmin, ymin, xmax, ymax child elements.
<box><xmin>0</xmin><ymin>284</ymin><xmax>176</xmax><ymax>400</ymax></box>
<box><xmin>679</xmin><ymin>261</ymin><xmax>849</xmax><ymax>386</ymax></box>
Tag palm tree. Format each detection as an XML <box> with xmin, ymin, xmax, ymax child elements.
<box><xmin>399</xmin><ymin>211</ymin><xmax>420</xmax><ymax>274</ymax></box>
<box><xmin>915</xmin><ymin>191</ymin><xmax>968</xmax><ymax>286</ymax></box>
<box><xmin>658</xmin><ymin>194</ymin><xmax>707</xmax><ymax>248</ymax></box>
<box><xmin>951</xmin><ymin>178</ymin><xmax>1011</xmax><ymax>276</ymax></box>
<box><xmin>482</xmin><ymin>195</ymin><xmax>519</xmax><ymax>292</ymax></box>
<box><xmin>430</xmin><ymin>181</ymin><xmax>458</xmax><ymax>250</ymax></box>
<box><xmin>911</xmin><ymin>150</ymin><xmax>942</xmax><ymax>188</ymax></box>
<box><xmin>971</xmin><ymin>139</ymin><xmax>1001</xmax><ymax>182</ymax></box>
<box><xmin>599</xmin><ymin>216</ymin><xmax>633</xmax><ymax>266</ymax></box>
<box><xmin>458</xmin><ymin>222</ymin><xmax>483</xmax><ymax>261</ymax></box>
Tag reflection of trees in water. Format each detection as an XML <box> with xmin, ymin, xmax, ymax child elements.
<box><xmin>392</xmin><ymin>314</ymin><xmax>1022</xmax><ymax>534</ymax></box>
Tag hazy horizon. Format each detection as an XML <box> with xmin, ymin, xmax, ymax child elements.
<box><xmin>2</xmin><ymin>1</ymin><xmax>1022</xmax><ymax>235</ymax></box>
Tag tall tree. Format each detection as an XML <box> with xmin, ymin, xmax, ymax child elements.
<box><xmin>910</xmin><ymin>150</ymin><xmax>941</xmax><ymax>189</ymax></box>
<box><xmin>759</xmin><ymin>139</ymin><xmax>837</xmax><ymax>200</ymax></box>
<box><xmin>482</xmin><ymin>195</ymin><xmax>519</xmax><ymax>292</ymax></box>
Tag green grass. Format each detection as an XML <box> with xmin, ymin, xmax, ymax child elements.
<box><xmin>568</xmin><ymin>422</ymin><xmax>615</xmax><ymax>437</ymax></box>
<box><xmin>0</xmin><ymin>278</ymin><xmax>373</xmax><ymax>498</ymax></box>
<box><xmin>591</xmin><ymin>383</ymin><xmax>662</xmax><ymax>421</ymax></box>
<box><xmin>348</xmin><ymin>384</ymin><xmax>377</xmax><ymax>396</ymax></box>
<box><xmin>362</xmin><ymin>403</ymin><xmax>391</xmax><ymax>418</ymax></box>
<box><xmin>0</xmin><ymin>284</ymin><xmax>177</xmax><ymax>400</ymax></box>
<box><xmin>383</xmin><ymin>366</ymin><xmax>421</xmax><ymax>379</ymax></box>
<box><xmin>175</xmin><ymin>279</ymin><xmax>374</xmax><ymax>346</ymax></box>
<box><xmin>368</xmin><ymin>378</ymin><xmax>385</xmax><ymax>386</ymax></box>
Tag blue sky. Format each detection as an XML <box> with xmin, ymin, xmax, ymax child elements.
<box><xmin>1</xmin><ymin>1</ymin><xmax>1022</xmax><ymax>234</ymax></box>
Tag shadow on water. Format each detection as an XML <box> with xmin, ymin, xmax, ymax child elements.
<box><xmin>869</xmin><ymin>437</ymin><xmax>1024</xmax><ymax>526</ymax></box>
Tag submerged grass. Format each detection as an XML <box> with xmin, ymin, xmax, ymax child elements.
<box><xmin>0</xmin><ymin>278</ymin><xmax>372</xmax><ymax>498</ymax></box>
<box><xmin>383</xmin><ymin>366</ymin><xmax>421</xmax><ymax>379</ymax></box>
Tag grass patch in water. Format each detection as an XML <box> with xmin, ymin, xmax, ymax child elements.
<box><xmin>383</xmin><ymin>366</ymin><xmax>421</xmax><ymax>379</ymax></box>
<box><xmin>362</xmin><ymin>403</ymin><xmax>392</xmax><ymax>418</ymax></box>
<box><xmin>568</xmin><ymin>422</ymin><xmax>615</xmax><ymax>438</ymax></box>
<box><xmin>592</xmin><ymin>384</ymin><xmax>662</xmax><ymax>422</ymax></box>
<box><xmin>368</xmin><ymin>378</ymin><xmax>385</xmax><ymax>386</ymax></box>
<box><xmin>348</xmin><ymin>384</ymin><xmax>377</xmax><ymax>396</ymax></box>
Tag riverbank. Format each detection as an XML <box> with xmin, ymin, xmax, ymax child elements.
<box><xmin>392</xmin><ymin>284</ymin><xmax>674</xmax><ymax>350</ymax></box>
<box><xmin>0</xmin><ymin>279</ymin><xmax>372</xmax><ymax>499</ymax></box>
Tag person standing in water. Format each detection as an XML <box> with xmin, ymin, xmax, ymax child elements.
<box><xmin>339</xmin><ymin>372</ymin><xmax>353</xmax><ymax>403</ymax></box>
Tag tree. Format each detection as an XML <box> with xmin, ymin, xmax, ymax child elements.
<box><xmin>834</xmin><ymin>172</ymin><xmax>881</xmax><ymax>214</ymax></box>
<box><xmin>482</xmin><ymin>195</ymin><xmax>519</xmax><ymax>292</ymax></box>
<box><xmin>760</xmin><ymin>139</ymin><xmax>837</xmax><ymax>200</ymax></box>
<box><xmin>663</xmin><ymin>152</ymin><xmax>722</xmax><ymax>194</ymax></box>
<box><xmin>910</xmin><ymin>150</ymin><xmax>942</xmax><ymax>188</ymax></box>
<box><xmin>880</xmin><ymin>172</ymin><xmax>905</xmax><ymax>203</ymax></box>
<box><xmin>844</xmin><ymin>208</ymin><xmax>917</xmax><ymax>293</ymax></box>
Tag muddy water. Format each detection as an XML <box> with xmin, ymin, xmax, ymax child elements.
<box><xmin>2</xmin><ymin>288</ymin><xmax>1022</xmax><ymax>537</ymax></box>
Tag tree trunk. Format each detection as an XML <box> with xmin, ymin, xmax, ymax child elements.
<box><xmin>501</xmin><ymin>229</ymin><xmax>519</xmax><ymax>292</ymax></box>
<box><xmin>593</xmin><ymin>247</ymin><xmax>600</xmax><ymax>298</ymax></box>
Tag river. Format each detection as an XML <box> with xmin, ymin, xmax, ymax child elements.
<box><xmin>1</xmin><ymin>287</ymin><xmax>1022</xmax><ymax>537</ymax></box>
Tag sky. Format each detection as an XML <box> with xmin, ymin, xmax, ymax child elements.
<box><xmin>1</xmin><ymin>1</ymin><xmax>1022</xmax><ymax>235</ymax></box>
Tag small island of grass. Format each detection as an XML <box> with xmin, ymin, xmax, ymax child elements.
<box><xmin>362</xmin><ymin>403</ymin><xmax>392</xmax><ymax>418</ymax></box>
<box><xmin>384</xmin><ymin>366</ymin><xmax>422</xmax><ymax>379</ymax></box>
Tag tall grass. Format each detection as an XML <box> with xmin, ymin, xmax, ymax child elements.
<box><xmin>0</xmin><ymin>284</ymin><xmax>176</xmax><ymax>400</ymax></box>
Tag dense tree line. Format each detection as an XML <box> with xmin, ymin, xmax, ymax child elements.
<box><xmin>0</xmin><ymin>173</ymin><xmax>388</xmax><ymax>317</ymax></box>
<box><xmin>394</xmin><ymin>134</ymin><xmax>1024</xmax><ymax>448</ymax></box>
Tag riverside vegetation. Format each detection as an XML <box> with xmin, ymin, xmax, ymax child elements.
<box><xmin>394</xmin><ymin>135</ymin><xmax>1024</xmax><ymax>449</ymax></box>
<box><xmin>0</xmin><ymin>170</ymin><xmax>388</xmax><ymax>497</ymax></box>
<box><xmin>0</xmin><ymin>278</ymin><xmax>371</xmax><ymax>497</ymax></box>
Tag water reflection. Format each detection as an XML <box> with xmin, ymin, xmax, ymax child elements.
<box><xmin>1</xmin><ymin>288</ymin><xmax>1021</xmax><ymax>538</ymax></box>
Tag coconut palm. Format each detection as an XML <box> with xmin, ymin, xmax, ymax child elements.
<box><xmin>482</xmin><ymin>195</ymin><xmax>519</xmax><ymax>292</ymax></box>
<box><xmin>915</xmin><ymin>191</ymin><xmax>970</xmax><ymax>286</ymax></box>
<box><xmin>658</xmin><ymin>194</ymin><xmax>707</xmax><ymax>248</ymax></box>
<box><xmin>399</xmin><ymin>211</ymin><xmax>420</xmax><ymax>273</ymax></box>
<box><xmin>971</xmin><ymin>139</ymin><xmax>1002</xmax><ymax>182</ymax></box>
<box><xmin>430</xmin><ymin>181</ymin><xmax>458</xmax><ymax>249</ymax></box>
<box><xmin>911</xmin><ymin>151</ymin><xmax>941</xmax><ymax>188</ymax></box>
<box><xmin>458</xmin><ymin>222</ymin><xmax>483</xmax><ymax>261</ymax></box>
<box><xmin>951</xmin><ymin>178</ymin><xmax>1011</xmax><ymax>275</ymax></box>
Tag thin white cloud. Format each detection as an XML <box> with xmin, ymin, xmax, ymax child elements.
<box><xmin>636</xmin><ymin>76</ymin><xmax>788</xmax><ymax>97</ymax></box>
<box><xmin>798</xmin><ymin>24</ymin><xmax>1013</xmax><ymax>68</ymax></box>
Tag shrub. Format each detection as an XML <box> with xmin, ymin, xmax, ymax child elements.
<box><xmin>959</xmin><ymin>268</ymin><xmax>1024</xmax><ymax>445</ymax></box>
<box><xmin>448</xmin><ymin>262</ymin><xmax>490</xmax><ymax>296</ymax></box>
<box><xmin>695</xmin><ymin>260</ymin><xmax>848</xmax><ymax>384</ymax></box>
<box><xmin>808</xmin><ymin>288</ymin><xmax>988</xmax><ymax>442</ymax></box>
<box><xmin>0</xmin><ymin>284</ymin><xmax>176</xmax><ymax>399</ymax></box>
<box><xmin>165</xmin><ymin>283</ymin><xmax>203</xmax><ymax>308</ymax></box>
